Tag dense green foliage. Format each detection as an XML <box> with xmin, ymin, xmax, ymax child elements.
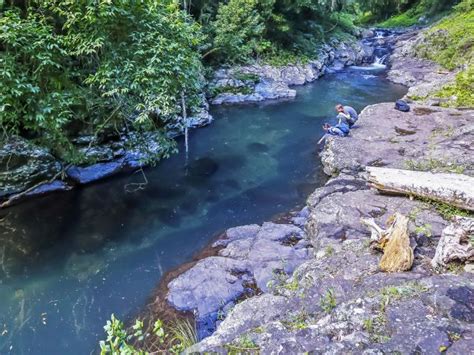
<box><xmin>437</xmin><ymin>66</ymin><xmax>474</xmax><ymax>107</ymax></box>
<box><xmin>1</xmin><ymin>1</ymin><xmax>203</xmax><ymax>161</ymax></box>
<box><xmin>416</xmin><ymin>0</ymin><xmax>473</xmax><ymax>69</ymax></box>
<box><xmin>207</xmin><ymin>0</ymin><xmax>362</xmax><ymax>64</ymax></box>
<box><xmin>360</xmin><ymin>0</ymin><xmax>459</xmax><ymax>26</ymax></box>
<box><xmin>415</xmin><ymin>0</ymin><xmax>474</xmax><ymax>107</ymax></box>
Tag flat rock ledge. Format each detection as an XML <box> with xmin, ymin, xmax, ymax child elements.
<box><xmin>321</xmin><ymin>103</ymin><xmax>474</xmax><ymax>177</ymax></box>
<box><xmin>188</xmin><ymin>104</ymin><xmax>474</xmax><ymax>353</ymax></box>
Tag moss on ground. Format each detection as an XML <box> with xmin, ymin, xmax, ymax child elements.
<box><xmin>378</xmin><ymin>11</ymin><xmax>420</xmax><ymax>28</ymax></box>
<box><xmin>435</xmin><ymin>65</ymin><xmax>474</xmax><ymax>107</ymax></box>
<box><xmin>415</xmin><ymin>6</ymin><xmax>474</xmax><ymax>70</ymax></box>
<box><xmin>414</xmin><ymin>1</ymin><xmax>474</xmax><ymax>107</ymax></box>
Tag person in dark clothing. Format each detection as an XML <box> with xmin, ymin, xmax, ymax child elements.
<box><xmin>335</xmin><ymin>104</ymin><xmax>358</xmax><ymax>128</ymax></box>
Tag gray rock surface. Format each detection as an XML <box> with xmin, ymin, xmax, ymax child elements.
<box><xmin>167</xmin><ymin>222</ymin><xmax>312</xmax><ymax>323</ymax></box>
<box><xmin>189</xmin><ymin>173</ymin><xmax>473</xmax><ymax>354</ymax></box>
<box><xmin>321</xmin><ymin>103</ymin><xmax>474</xmax><ymax>177</ymax></box>
<box><xmin>387</xmin><ymin>30</ymin><xmax>457</xmax><ymax>102</ymax></box>
<box><xmin>0</xmin><ymin>136</ymin><xmax>62</xmax><ymax>197</ymax></box>
<box><xmin>66</xmin><ymin>159</ymin><xmax>126</xmax><ymax>184</ymax></box>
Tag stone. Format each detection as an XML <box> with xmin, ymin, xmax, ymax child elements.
<box><xmin>185</xmin><ymin>28</ymin><xmax>474</xmax><ymax>354</ymax></box>
<box><xmin>188</xmin><ymin>294</ymin><xmax>289</xmax><ymax>353</ymax></box>
<box><xmin>387</xmin><ymin>30</ymin><xmax>458</xmax><ymax>102</ymax></box>
<box><xmin>167</xmin><ymin>256</ymin><xmax>248</xmax><ymax>317</ymax></box>
<box><xmin>66</xmin><ymin>159</ymin><xmax>125</xmax><ymax>184</ymax></box>
<box><xmin>167</xmin><ymin>222</ymin><xmax>311</xmax><ymax>323</ymax></box>
<box><xmin>0</xmin><ymin>136</ymin><xmax>62</xmax><ymax>198</ymax></box>
<box><xmin>209</xmin><ymin>37</ymin><xmax>374</xmax><ymax>106</ymax></box>
<box><xmin>25</xmin><ymin>180</ymin><xmax>71</xmax><ymax>197</ymax></box>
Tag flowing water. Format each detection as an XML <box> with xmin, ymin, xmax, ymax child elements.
<box><xmin>0</xmin><ymin>69</ymin><xmax>406</xmax><ymax>354</ymax></box>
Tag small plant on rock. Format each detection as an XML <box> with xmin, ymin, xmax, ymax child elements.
<box><xmin>225</xmin><ymin>334</ymin><xmax>260</xmax><ymax>354</ymax></box>
<box><xmin>363</xmin><ymin>318</ymin><xmax>374</xmax><ymax>333</ymax></box>
<box><xmin>325</xmin><ymin>245</ymin><xmax>335</xmax><ymax>256</ymax></box>
<box><xmin>414</xmin><ymin>223</ymin><xmax>432</xmax><ymax>237</ymax></box>
<box><xmin>320</xmin><ymin>288</ymin><xmax>337</xmax><ymax>313</ymax></box>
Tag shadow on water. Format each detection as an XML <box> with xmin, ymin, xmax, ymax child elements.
<box><xmin>0</xmin><ymin>70</ymin><xmax>407</xmax><ymax>354</ymax></box>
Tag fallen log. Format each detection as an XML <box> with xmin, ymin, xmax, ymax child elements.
<box><xmin>431</xmin><ymin>216</ymin><xmax>474</xmax><ymax>270</ymax></box>
<box><xmin>366</xmin><ymin>167</ymin><xmax>474</xmax><ymax>212</ymax></box>
<box><xmin>361</xmin><ymin>213</ymin><xmax>414</xmax><ymax>272</ymax></box>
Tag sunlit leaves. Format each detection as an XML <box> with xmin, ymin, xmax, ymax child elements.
<box><xmin>0</xmin><ymin>1</ymin><xmax>204</xmax><ymax>163</ymax></box>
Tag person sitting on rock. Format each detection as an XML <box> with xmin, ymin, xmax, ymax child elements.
<box><xmin>335</xmin><ymin>103</ymin><xmax>358</xmax><ymax>128</ymax></box>
<box><xmin>322</xmin><ymin>122</ymin><xmax>350</xmax><ymax>137</ymax></box>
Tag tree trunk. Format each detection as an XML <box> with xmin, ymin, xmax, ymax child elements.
<box><xmin>366</xmin><ymin>167</ymin><xmax>474</xmax><ymax>211</ymax></box>
<box><xmin>431</xmin><ymin>216</ymin><xmax>474</xmax><ymax>269</ymax></box>
<box><xmin>361</xmin><ymin>213</ymin><xmax>414</xmax><ymax>272</ymax></box>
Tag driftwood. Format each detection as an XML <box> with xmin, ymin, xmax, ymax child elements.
<box><xmin>431</xmin><ymin>216</ymin><xmax>474</xmax><ymax>269</ymax></box>
<box><xmin>366</xmin><ymin>167</ymin><xmax>474</xmax><ymax>212</ymax></box>
<box><xmin>361</xmin><ymin>213</ymin><xmax>414</xmax><ymax>272</ymax></box>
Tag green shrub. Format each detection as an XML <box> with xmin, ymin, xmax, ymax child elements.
<box><xmin>0</xmin><ymin>1</ymin><xmax>204</xmax><ymax>162</ymax></box>
<box><xmin>211</xmin><ymin>0</ymin><xmax>268</xmax><ymax>64</ymax></box>
<box><xmin>415</xmin><ymin>1</ymin><xmax>474</xmax><ymax>70</ymax></box>
<box><xmin>436</xmin><ymin>65</ymin><xmax>474</xmax><ymax>107</ymax></box>
<box><xmin>320</xmin><ymin>288</ymin><xmax>337</xmax><ymax>313</ymax></box>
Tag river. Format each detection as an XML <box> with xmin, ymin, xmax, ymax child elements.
<box><xmin>0</xmin><ymin>68</ymin><xmax>406</xmax><ymax>354</ymax></box>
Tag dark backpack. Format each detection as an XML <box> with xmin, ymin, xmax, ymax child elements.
<box><xmin>395</xmin><ymin>99</ymin><xmax>410</xmax><ymax>112</ymax></box>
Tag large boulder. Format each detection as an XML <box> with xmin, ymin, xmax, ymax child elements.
<box><xmin>0</xmin><ymin>136</ymin><xmax>62</xmax><ymax>198</ymax></box>
<box><xmin>167</xmin><ymin>222</ymin><xmax>312</xmax><ymax>338</ymax></box>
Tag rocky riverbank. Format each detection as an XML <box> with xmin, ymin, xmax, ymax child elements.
<box><xmin>387</xmin><ymin>30</ymin><xmax>459</xmax><ymax>105</ymax></box>
<box><xmin>153</xmin><ymin>29</ymin><xmax>474</xmax><ymax>353</ymax></box>
<box><xmin>208</xmin><ymin>38</ymin><xmax>374</xmax><ymax>105</ymax></box>
<box><xmin>0</xmin><ymin>32</ymin><xmax>380</xmax><ymax>206</ymax></box>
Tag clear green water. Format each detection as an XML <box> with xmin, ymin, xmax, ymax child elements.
<box><xmin>0</xmin><ymin>70</ymin><xmax>406</xmax><ymax>354</ymax></box>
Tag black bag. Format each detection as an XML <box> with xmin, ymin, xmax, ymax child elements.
<box><xmin>395</xmin><ymin>99</ymin><xmax>410</xmax><ymax>112</ymax></box>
